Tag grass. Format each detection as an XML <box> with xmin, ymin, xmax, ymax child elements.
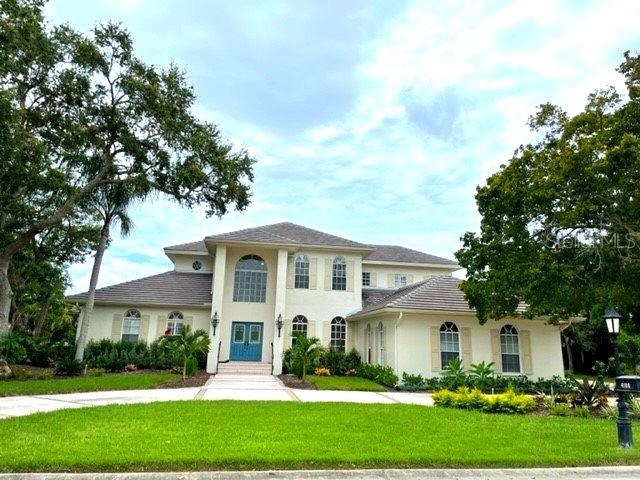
<box><xmin>0</xmin><ymin>401</ymin><xmax>639</xmax><ymax>472</ymax></box>
<box><xmin>307</xmin><ymin>375</ymin><xmax>387</xmax><ymax>392</ymax></box>
<box><xmin>0</xmin><ymin>373</ymin><xmax>180</xmax><ymax>397</ymax></box>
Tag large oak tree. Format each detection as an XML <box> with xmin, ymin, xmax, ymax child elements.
<box><xmin>456</xmin><ymin>52</ymin><xmax>640</xmax><ymax>326</ymax></box>
<box><xmin>0</xmin><ymin>0</ymin><xmax>254</xmax><ymax>333</ymax></box>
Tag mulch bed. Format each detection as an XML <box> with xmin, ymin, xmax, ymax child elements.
<box><xmin>159</xmin><ymin>370</ymin><xmax>210</xmax><ymax>389</ymax></box>
<box><xmin>278</xmin><ymin>374</ymin><xmax>316</xmax><ymax>390</ymax></box>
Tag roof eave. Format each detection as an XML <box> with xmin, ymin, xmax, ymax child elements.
<box><xmin>68</xmin><ymin>299</ymin><xmax>212</xmax><ymax>309</ymax></box>
<box><xmin>362</xmin><ymin>259</ymin><xmax>459</xmax><ymax>269</ymax></box>
<box><xmin>204</xmin><ymin>238</ymin><xmax>375</xmax><ymax>254</ymax></box>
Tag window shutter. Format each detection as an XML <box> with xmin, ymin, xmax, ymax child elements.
<box><xmin>460</xmin><ymin>327</ymin><xmax>472</xmax><ymax>368</ymax></box>
<box><xmin>157</xmin><ymin>316</ymin><xmax>166</xmax><ymax>338</ymax></box>
<box><xmin>388</xmin><ymin>274</ymin><xmax>395</xmax><ymax>288</ymax></box>
<box><xmin>346</xmin><ymin>323</ymin><xmax>355</xmax><ymax>350</ymax></box>
<box><xmin>520</xmin><ymin>329</ymin><xmax>533</xmax><ymax>375</ymax></box>
<box><xmin>287</xmin><ymin>256</ymin><xmax>294</xmax><ymax>289</ymax></box>
<box><xmin>139</xmin><ymin>314</ymin><xmax>150</xmax><ymax>343</ymax></box>
<box><xmin>324</xmin><ymin>259</ymin><xmax>332</xmax><ymax>290</ymax></box>
<box><xmin>308</xmin><ymin>320</ymin><xmax>316</xmax><ymax>339</ymax></box>
<box><xmin>430</xmin><ymin>326</ymin><xmax>441</xmax><ymax>372</ymax></box>
<box><xmin>406</xmin><ymin>274</ymin><xmax>414</xmax><ymax>284</ymax></box>
<box><xmin>491</xmin><ymin>329</ymin><xmax>503</xmax><ymax>374</ymax></box>
<box><xmin>322</xmin><ymin>321</ymin><xmax>331</xmax><ymax>346</ymax></box>
<box><xmin>284</xmin><ymin>319</ymin><xmax>292</xmax><ymax>348</ymax></box>
<box><xmin>370</xmin><ymin>272</ymin><xmax>377</xmax><ymax>287</ymax></box>
<box><xmin>346</xmin><ymin>260</ymin><xmax>354</xmax><ymax>292</ymax></box>
<box><xmin>371</xmin><ymin>328</ymin><xmax>378</xmax><ymax>364</ymax></box>
<box><xmin>111</xmin><ymin>314</ymin><xmax>123</xmax><ymax>341</ymax></box>
<box><xmin>183</xmin><ymin>316</ymin><xmax>193</xmax><ymax>330</ymax></box>
<box><xmin>309</xmin><ymin>258</ymin><xmax>317</xmax><ymax>290</ymax></box>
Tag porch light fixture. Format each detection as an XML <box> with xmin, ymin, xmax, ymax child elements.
<box><xmin>603</xmin><ymin>305</ymin><xmax>632</xmax><ymax>448</ymax></box>
<box><xmin>211</xmin><ymin>311</ymin><xmax>219</xmax><ymax>336</ymax></box>
<box><xmin>276</xmin><ymin>314</ymin><xmax>284</xmax><ymax>338</ymax></box>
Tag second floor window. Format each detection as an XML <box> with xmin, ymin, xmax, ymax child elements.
<box><xmin>294</xmin><ymin>255</ymin><xmax>309</xmax><ymax>289</ymax></box>
<box><xmin>362</xmin><ymin>272</ymin><xmax>371</xmax><ymax>287</ymax></box>
<box><xmin>332</xmin><ymin>256</ymin><xmax>346</xmax><ymax>291</ymax></box>
<box><xmin>233</xmin><ymin>254</ymin><xmax>267</xmax><ymax>303</ymax></box>
<box><xmin>394</xmin><ymin>274</ymin><xmax>407</xmax><ymax>288</ymax></box>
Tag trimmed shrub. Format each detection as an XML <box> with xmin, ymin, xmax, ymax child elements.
<box><xmin>54</xmin><ymin>358</ymin><xmax>84</xmax><ymax>376</ymax></box>
<box><xmin>357</xmin><ymin>364</ymin><xmax>398</xmax><ymax>388</ymax></box>
<box><xmin>401</xmin><ymin>372</ymin><xmax>426</xmax><ymax>391</ymax></box>
<box><xmin>549</xmin><ymin>403</ymin><xmax>571</xmax><ymax>416</ymax></box>
<box><xmin>433</xmin><ymin>387</ymin><xmax>535</xmax><ymax>414</ymax></box>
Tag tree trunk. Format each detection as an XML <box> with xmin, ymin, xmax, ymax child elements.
<box><xmin>74</xmin><ymin>222</ymin><xmax>110</xmax><ymax>361</ymax></box>
<box><xmin>0</xmin><ymin>259</ymin><xmax>12</xmax><ymax>336</ymax></box>
<box><xmin>33</xmin><ymin>295</ymin><xmax>52</xmax><ymax>336</ymax></box>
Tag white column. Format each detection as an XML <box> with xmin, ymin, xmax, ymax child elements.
<box><xmin>272</xmin><ymin>248</ymin><xmax>288</xmax><ymax>374</ymax></box>
<box><xmin>207</xmin><ymin>245</ymin><xmax>227</xmax><ymax>373</ymax></box>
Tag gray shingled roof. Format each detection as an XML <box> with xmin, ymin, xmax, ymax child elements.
<box><xmin>164</xmin><ymin>240</ymin><xmax>206</xmax><ymax>252</ymax></box>
<box><xmin>67</xmin><ymin>271</ymin><xmax>212</xmax><ymax>307</ymax></box>
<box><xmin>204</xmin><ymin>222</ymin><xmax>372</xmax><ymax>249</ymax></box>
<box><xmin>365</xmin><ymin>244</ymin><xmax>457</xmax><ymax>266</ymax></box>
<box><xmin>352</xmin><ymin>276</ymin><xmax>474</xmax><ymax>316</ymax></box>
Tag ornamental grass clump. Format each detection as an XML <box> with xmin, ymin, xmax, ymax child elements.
<box><xmin>433</xmin><ymin>387</ymin><xmax>535</xmax><ymax>414</ymax></box>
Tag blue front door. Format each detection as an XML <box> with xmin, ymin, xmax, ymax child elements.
<box><xmin>230</xmin><ymin>322</ymin><xmax>263</xmax><ymax>361</ymax></box>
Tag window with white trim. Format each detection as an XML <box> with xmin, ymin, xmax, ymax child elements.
<box><xmin>376</xmin><ymin>322</ymin><xmax>385</xmax><ymax>365</ymax></box>
<box><xmin>166</xmin><ymin>311</ymin><xmax>184</xmax><ymax>336</ymax></box>
<box><xmin>332</xmin><ymin>257</ymin><xmax>346</xmax><ymax>291</ymax></box>
<box><xmin>233</xmin><ymin>255</ymin><xmax>267</xmax><ymax>302</ymax></box>
<box><xmin>394</xmin><ymin>274</ymin><xmax>407</xmax><ymax>288</ymax></box>
<box><xmin>440</xmin><ymin>321</ymin><xmax>460</xmax><ymax>369</ymax></box>
<box><xmin>362</xmin><ymin>272</ymin><xmax>371</xmax><ymax>287</ymax></box>
<box><xmin>500</xmin><ymin>324</ymin><xmax>521</xmax><ymax>373</ymax></box>
<box><xmin>365</xmin><ymin>323</ymin><xmax>372</xmax><ymax>363</ymax></box>
<box><xmin>330</xmin><ymin>316</ymin><xmax>346</xmax><ymax>351</ymax></box>
<box><xmin>121</xmin><ymin>309</ymin><xmax>141</xmax><ymax>343</ymax></box>
<box><xmin>291</xmin><ymin>315</ymin><xmax>308</xmax><ymax>347</ymax></box>
<box><xmin>294</xmin><ymin>255</ymin><xmax>309</xmax><ymax>289</ymax></box>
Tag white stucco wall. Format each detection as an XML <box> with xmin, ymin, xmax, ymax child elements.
<box><xmin>361</xmin><ymin>263</ymin><xmax>457</xmax><ymax>289</ymax></box>
<box><xmin>170</xmin><ymin>253</ymin><xmax>213</xmax><ymax>273</ymax></box>
<box><xmin>350</xmin><ymin>311</ymin><xmax>564</xmax><ymax>379</ymax></box>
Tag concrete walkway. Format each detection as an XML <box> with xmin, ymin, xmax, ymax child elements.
<box><xmin>0</xmin><ymin>374</ymin><xmax>433</xmax><ymax>418</ymax></box>
<box><xmin>1</xmin><ymin>467</ymin><xmax>639</xmax><ymax>479</ymax></box>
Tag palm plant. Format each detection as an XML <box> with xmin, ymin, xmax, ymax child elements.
<box><xmin>442</xmin><ymin>357</ymin><xmax>467</xmax><ymax>390</ymax></box>
<box><xmin>469</xmin><ymin>360</ymin><xmax>495</xmax><ymax>392</ymax></box>
<box><xmin>75</xmin><ymin>184</ymin><xmax>145</xmax><ymax>361</ymax></box>
<box><xmin>289</xmin><ymin>332</ymin><xmax>323</xmax><ymax>381</ymax></box>
<box><xmin>164</xmin><ymin>325</ymin><xmax>210</xmax><ymax>380</ymax></box>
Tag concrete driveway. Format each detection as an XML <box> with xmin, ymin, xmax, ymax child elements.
<box><xmin>0</xmin><ymin>373</ymin><xmax>433</xmax><ymax>418</ymax></box>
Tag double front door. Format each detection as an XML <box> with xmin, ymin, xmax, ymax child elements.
<box><xmin>230</xmin><ymin>322</ymin><xmax>263</xmax><ymax>361</ymax></box>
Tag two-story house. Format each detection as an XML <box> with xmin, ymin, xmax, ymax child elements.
<box><xmin>69</xmin><ymin>222</ymin><xmax>567</xmax><ymax>378</ymax></box>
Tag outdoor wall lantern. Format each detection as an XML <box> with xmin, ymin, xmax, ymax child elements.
<box><xmin>276</xmin><ymin>313</ymin><xmax>284</xmax><ymax>338</ymax></box>
<box><xmin>211</xmin><ymin>311</ymin><xmax>219</xmax><ymax>336</ymax></box>
<box><xmin>603</xmin><ymin>305</ymin><xmax>633</xmax><ymax>448</ymax></box>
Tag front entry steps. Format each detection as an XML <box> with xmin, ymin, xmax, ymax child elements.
<box><xmin>217</xmin><ymin>361</ymin><xmax>272</xmax><ymax>375</ymax></box>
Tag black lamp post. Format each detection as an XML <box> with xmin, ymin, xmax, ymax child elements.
<box><xmin>210</xmin><ymin>311</ymin><xmax>219</xmax><ymax>336</ymax></box>
<box><xmin>604</xmin><ymin>306</ymin><xmax>633</xmax><ymax>448</ymax></box>
<box><xmin>276</xmin><ymin>314</ymin><xmax>283</xmax><ymax>338</ymax></box>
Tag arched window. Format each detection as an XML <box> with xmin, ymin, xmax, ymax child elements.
<box><xmin>166</xmin><ymin>311</ymin><xmax>184</xmax><ymax>336</ymax></box>
<box><xmin>332</xmin><ymin>256</ymin><xmax>346</xmax><ymax>291</ymax></box>
<box><xmin>330</xmin><ymin>316</ymin><xmax>346</xmax><ymax>351</ymax></box>
<box><xmin>440</xmin><ymin>321</ymin><xmax>460</xmax><ymax>369</ymax></box>
<box><xmin>365</xmin><ymin>323</ymin><xmax>372</xmax><ymax>363</ymax></box>
<box><xmin>122</xmin><ymin>309</ymin><xmax>141</xmax><ymax>343</ymax></box>
<box><xmin>233</xmin><ymin>255</ymin><xmax>267</xmax><ymax>302</ymax></box>
<box><xmin>500</xmin><ymin>324</ymin><xmax>520</xmax><ymax>373</ymax></box>
<box><xmin>377</xmin><ymin>322</ymin><xmax>385</xmax><ymax>365</ymax></box>
<box><xmin>291</xmin><ymin>315</ymin><xmax>308</xmax><ymax>347</ymax></box>
<box><xmin>294</xmin><ymin>255</ymin><xmax>309</xmax><ymax>289</ymax></box>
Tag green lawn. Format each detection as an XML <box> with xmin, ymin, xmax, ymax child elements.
<box><xmin>307</xmin><ymin>375</ymin><xmax>387</xmax><ymax>392</ymax></box>
<box><xmin>0</xmin><ymin>373</ymin><xmax>180</xmax><ymax>397</ymax></box>
<box><xmin>0</xmin><ymin>401</ymin><xmax>639</xmax><ymax>471</ymax></box>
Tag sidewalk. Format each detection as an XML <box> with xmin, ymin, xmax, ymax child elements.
<box><xmin>0</xmin><ymin>374</ymin><xmax>433</xmax><ymax>418</ymax></box>
<box><xmin>1</xmin><ymin>467</ymin><xmax>639</xmax><ymax>480</ymax></box>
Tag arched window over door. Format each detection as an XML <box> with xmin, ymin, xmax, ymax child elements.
<box><xmin>233</xmin><ymin>255</ymin><xmax>267</xmax><ymax>302</ymax></box>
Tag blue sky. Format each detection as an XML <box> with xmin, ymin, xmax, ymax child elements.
<box><xmin>48</xmin><ymin>0</ymin><xmax>640</xmax><ymax>292</ymax></box>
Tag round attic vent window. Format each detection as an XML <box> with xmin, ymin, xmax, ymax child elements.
<box><xmin>192</xmin><ymin>260</ymin><xmax>202</xmax><ymax>271</ymax></box>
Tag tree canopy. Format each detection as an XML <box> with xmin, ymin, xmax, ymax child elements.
<box><xmin>456</xmin><ymin>52</ymin><xmax>640</xmax><ymax>325</ymax></box>
<box><xmin>0</xmin><ymin>0</ymin><xmax>255</xmax><ymax>333</ymax></box>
